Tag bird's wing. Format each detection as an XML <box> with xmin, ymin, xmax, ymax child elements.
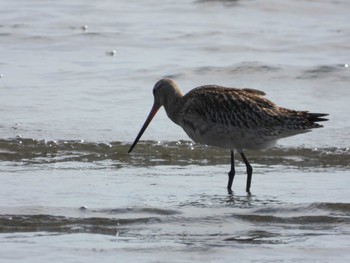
<box><xmin>179</xmin><ymin>86</ymin><xmax>324</xmax><ymax>136</ymax></box>
<box><xmin>180</xmin><ymin>86</ymin><xmax>275</xmax><ymax>127</ymax></box>
<box><xmin>242</xmin><ymin>88</ymin><xmax>266</xmax><ymax>96</ymax></box>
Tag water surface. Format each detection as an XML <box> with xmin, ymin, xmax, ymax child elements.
<box><xmin>1</xmin><ymin>0</ymin><xmax>350</xmax><ymax>262</ymax></box>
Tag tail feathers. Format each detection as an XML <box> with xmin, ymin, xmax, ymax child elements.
<box><xmin>267</xmin><ymin>111</ymin><xmax>328</xmax><ymax>140</ymax></box>
<box><xmin>307</xmin><ymin>113</ymin><xmax>329</xmax><ymax>124</ymax></box>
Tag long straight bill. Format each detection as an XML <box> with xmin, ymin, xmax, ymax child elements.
<box><xmin>128</xmin><ymin>103</ymin><xmax>160</xmax><ymax>153</ymax></box>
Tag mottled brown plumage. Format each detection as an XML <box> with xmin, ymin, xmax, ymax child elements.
<box><xmin>129</xmin><ymin>78</ymin><xmax>328</xmax><ymax>193</ymax></box>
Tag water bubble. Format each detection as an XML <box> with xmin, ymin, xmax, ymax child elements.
<box><xmin>345</xmin><ymin>64</ymin><xmax>349</xmax><ymax>68</ymax></box>
<box><xmin>79</xmin><ymin>205</ymin><xmax>88</xmax><ymax>210</ymax></box>
<box><xmin>106</xmin><ymin>50</ymin><xmax>117</xmax><ymax>56</ymax></box>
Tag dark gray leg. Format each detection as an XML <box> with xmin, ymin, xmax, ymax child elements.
<box><xmin>227</xmin><ymin>150</ymin><xmax>235</xmax><ymax>194</ymax></box>
<box><xmin>239</xmin><ymin>150</ymin><xmax>253</xmax><ymax>194</ymax></box>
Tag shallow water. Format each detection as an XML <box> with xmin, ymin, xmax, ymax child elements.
<box><xmin>1</xmin><ymin>0</ymin><xmax>350</xmax><ymax>262</ymax></box>
<box><xmin>1</xmin><ymin>139</ymin><xmax>350</xmax><ymax>262</ymax></box>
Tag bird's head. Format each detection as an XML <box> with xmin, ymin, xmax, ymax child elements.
<box><xmin>128</xmin><ymin>78</ymin><xmax>181</xmax><ymax>153</ymax></box>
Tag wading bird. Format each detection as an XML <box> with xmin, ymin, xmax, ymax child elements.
<box><xmin>128</xmin><ymin>79</ymin><xmax>328</xmax><ymax>194</ymax></box>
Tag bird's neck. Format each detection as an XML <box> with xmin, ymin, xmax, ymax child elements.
<box><xmin>162</xmin><ymin>88</ymin><xmax>183</xmax><ymax>124</ymax></box>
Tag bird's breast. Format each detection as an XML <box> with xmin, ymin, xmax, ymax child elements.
<box><xmin>179</xmin><ymin>118</ymin><xmax>275</xmax><ymax>150</ymax></box>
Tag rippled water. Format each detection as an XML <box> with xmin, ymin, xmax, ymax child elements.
<box><xmin>1</xmin><ymin>138</ymin><xmax>349</xmax><ymax>168</ymax></box>
<box><xmin>1</xmin><ymin>0</ymin><xmax>350</xmax><ymax>262</ymax></box>
<box><xmin>1</xmin><ymin>138</ymin><xmax>350</xmax><ymax>262</ymax></box>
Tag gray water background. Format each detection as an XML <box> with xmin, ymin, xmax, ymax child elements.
<box><xmin>1</xmin><ymin>0</ymin><xmax>350</xmax><ymax>262</ymax></box>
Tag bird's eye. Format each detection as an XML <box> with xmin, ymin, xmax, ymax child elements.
<box><xmin>153</xmin><ymin>87</ymin><xmax>157</xmax><ymax>96</ymax></box>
